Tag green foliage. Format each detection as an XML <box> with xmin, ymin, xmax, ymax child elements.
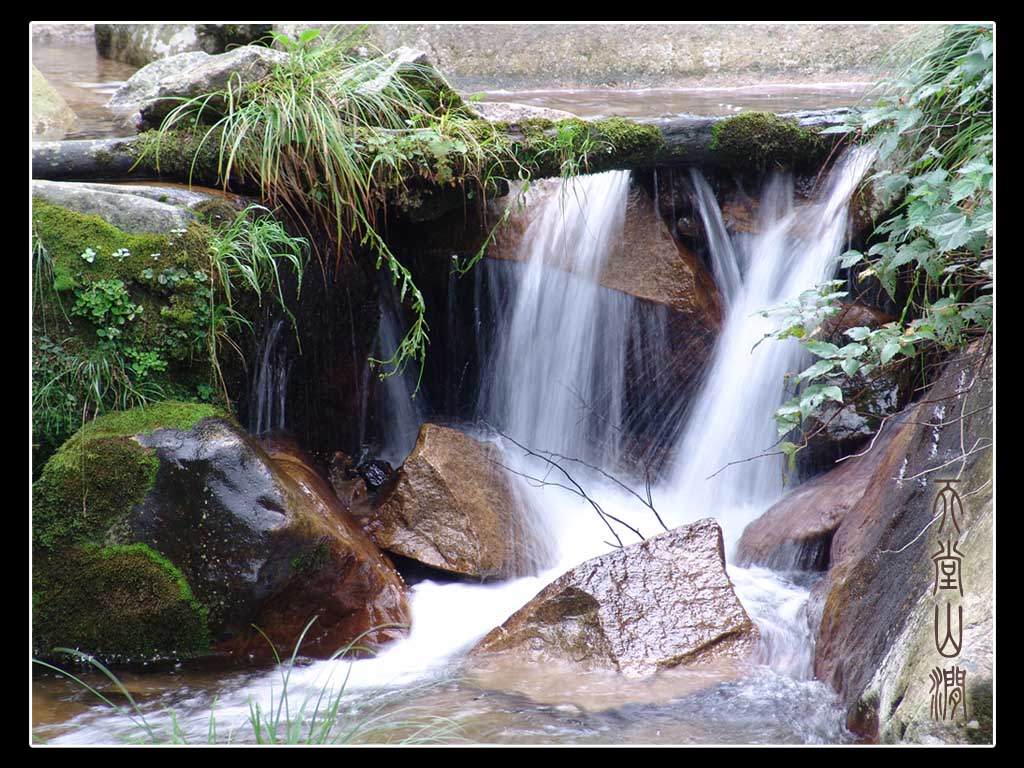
<box><xmin>767</xmin><ymin>25</ymin><xmax>992</xmax><ymax>444</ymax></box>
<box><xmin>31</xmin><ymin>199</ymin><xmax>307</xmax><ymax>459</ymax></box>
<box><xmin>71</xmin><ymin>279</ymin><xmax>144</xmax><ymax>341</ymax></box>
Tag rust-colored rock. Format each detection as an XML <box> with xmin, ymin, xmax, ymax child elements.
<box><xmin>363</xmin><ymin>424</ymin><xmax>550</xmax><ymax>580</ymax></box>
<box><xmin>736</xmin><ymin>421</ymin><xmax>901</xmax><ymax>571</ymax></box>
<box><xmin>471</xmin><ymin>519</ymin><xmax>757</xmax><ymax>678</ymax></box>
<box><xmin>216</xmin><ymin>435</ymin><xmax>410</xmax><ymax>660</ymax></box>
<box><xmin>819</xmin><ymin>301</ymin><xmax>895</xmax><ymax>345</ymax></box>
<box><xmin>791</xmin><ymin>342</ymin><xmax>992</xmax><ymax>742</ymax></box>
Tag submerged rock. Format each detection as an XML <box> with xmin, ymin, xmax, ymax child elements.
<box><xmin>472</xmin><ymin>101</ymin><xmax>579</xmax><ymax>123</ymax></box>
<box><xmin>472</xmin><ymin>519</ymin><xmax>757</xmax><ymax>677</ymax></box>
<box><xmin>32</xmin><ymin>404</ymin><xmax>409</xmax><ymax>664</ymax></box>
<box><xmin>31</xmin><ymin>65</ymin><xmax>76</xmax><ymax>140</ymax></box>
<box><xmin>359</xmin><ymin>423</ymin><xmax>550</xmax><ymax>580</ymax></box>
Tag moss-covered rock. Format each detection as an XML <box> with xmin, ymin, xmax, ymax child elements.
<box><xmin>32</xmin><ymin>402</ymin><xmax>221</xmax><ymax>662</ymax></box>
<box><xmin>32</xmin><ymin>407</ymin><xmax>410</xmax><ymax>665</ymax></box>
<box><xmin>31</xmin><ymin>65</ymin><xmax>76</xmax><ymax>140</ymax></box>
<box><xmin>31</xmin><ymin>198</ymin><xmax>225</xmax><ymax>466</ymax></box>
<box><xmin>709</xmin><ymin>111</ymin><xmax>828</xmax><ymax>172</ymax></box>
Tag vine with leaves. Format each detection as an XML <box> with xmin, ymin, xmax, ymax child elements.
<box><xmin>763</xmin><ymin>24</ymin><xmax>993</xmax><ymax>468</ymax></box>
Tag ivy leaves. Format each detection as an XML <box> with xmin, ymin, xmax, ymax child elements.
<box><xmin>766</xmin><ymin>25</ymin><xmax>992</xmax><ymax>445</ymax></box>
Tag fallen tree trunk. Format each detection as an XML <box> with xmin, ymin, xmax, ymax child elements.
<box><xmin>32</xmin><ymin>108</ymin><xmax>855</xmax><ymax>185</ymax></box>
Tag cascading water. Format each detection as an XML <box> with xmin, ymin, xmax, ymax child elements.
<box><xmin>364</xmin><ymin>278</ymin><xmax>429</xmax><ymax>466</ymax></box>
<box><xmin>667</xmin><ymin>149</ymin><xmax>876</xmax><ymax>549</ymax></box>
<box><xmin>249</xmin><ymin>316</ymin><xmax>292</xmax><ymax>435</ymax></box>
<box><xmin>476</xmin><ymin>171</ymin><xmax>632</xmax><ymax>466</ymax></box>
<box><xmin>44</xmin><ymin>152</ymin><xmax>872</xmax><ymax>745</ymax></box>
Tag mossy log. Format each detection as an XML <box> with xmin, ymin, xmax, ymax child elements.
<box><xmin>32</xmin><ymin>108</ymin><xmax>854</xmax><ymax>184</ymax></box>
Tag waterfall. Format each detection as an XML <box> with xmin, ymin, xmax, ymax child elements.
<box><xmin>249</xmin><ymin>316</ymin><xmax>292</xmax><ymax>435</ymax></box>
<box><xmin>476</xmin><ymin>171</ymin><xmax>635</xmax><ymax>465</ymax></box>
<box><xmin>689</xmin><ymin>169</ymin><xmax>743</xmax><ymax>305</ymax></box>
<box><xmin>663</xmin><ymin>148</ymin><xmax>876</xmax><ymax>549</ymax></box>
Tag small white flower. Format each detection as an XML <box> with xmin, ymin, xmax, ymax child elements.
<box><xmin>80</xmin><ymin>247</ymin><xmax>97</xmax><ymax>264</ymax></box>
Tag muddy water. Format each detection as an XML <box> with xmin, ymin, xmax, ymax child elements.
<box><xmin>475</xmin><ymin>83</ymin><xmax>870</xmax><ymax>119</ymax></box>
<box><xmin>31</xmin><ymin>39</ymin><xmax>870</xmax><ymax>142</ymax></box>
<box><xmin>32</xmin><ymin>40</ymin><xmax>138</xmax><ymax>140</ymax></box>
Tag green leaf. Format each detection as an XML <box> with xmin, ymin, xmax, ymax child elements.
<box><xmin>797</xmin><ymin>359</ymin><xmax>836</xmax><ymax>382</ymax></box>
<box><xmin>803</xmin><ymin>340</ymin><xmax>840</xmax><ymax>358</ymax></box>
<box><xmin>880</xmin><ymin>340</ymin><xmax>900</xmax><ymax>365</ymax></box>
<box><xmin>840</xmin><ymin>357</ymin><xmax>861</xmax><ymax>376</ymax></box>
<box><xmin>844</xmin><ymin>326</ymin><xmax>872</xmax><ymax>341</ymax></box>
<box><xmin>839</xmin><ymin>250</ymin><xmax>863</xmax><ymax>268</ymax></box>
<box><xmin>822</xmin><ymin>385</ymin><xmax>844</xmax><ymax>403</ymax></box>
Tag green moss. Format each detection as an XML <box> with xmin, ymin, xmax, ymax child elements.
<box><xmin>290</xmin><ymin>537</ymin><xmax>332</xmax><ymax>576</ymax></box>
<box><xmin>590</xmin><ymin>117</ymin><xmax>666</xmax><ymax>165</ymax></box>
<box><xmin>131</xmin><ymin>128</ymin><xmax>225</xmax><ymax>187</ymax></box>
<box><xmin>33</xmin><ymin>401</ymin><xmax>223</xmax><ymax>553</ymax></box>
<box><xmin>191</xmin><ymin>198</ymin><xmax>240</xmax><ymax>229</ymax></box>
<box><xmin>33</xmin><ymin>543</ymin><xmax>210</xmax><ymax>663</ymax></box>
<box><xmin>32</xmin><ymin>200</ymin><xmax>221</xmax><ymax>460</ymax></box>
<box><xmin>709</xmin><ymin>111</ymin><xmax>827</xmax><ymax>171</ymax></box>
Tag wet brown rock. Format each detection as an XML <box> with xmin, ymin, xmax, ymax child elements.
<box><xmin>736</xmin><ymin>423</ymin><xmax>900</xmax><ymax>571</ymax></box>
<box><xmin>472</xmin><ymin>519</ymin><xmax>757</xmax><ymax>677</ymax></box>
<box><xmin>794</xmin><ymin>342</ymin><xmax>992</xmax><ymax>742</ymax></box>
<box><xmin>819</xmin><ymin>302</ymin><xmax>895</xmax><ymax>345</ymax></box>
<box><xmin>364</xmin><ymin>424</ymin><xmax>549</xmax><ymax>580</ymax></box>
<box><xmin>226</xmin><ymin>436</ymin><xmax>410</xmax><ymax>659</ymax></box>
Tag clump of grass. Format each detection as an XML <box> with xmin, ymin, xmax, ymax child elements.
<box><xmin>32</xmin><ymin>619</ymin><xmax>463</xmax><ymax>745</ymax></box>
<box><xmin>205</xmin><ymin>204</ymin><xmax>309</xmax><ymax>399</ymax></box>
<box><xmin>144</xmin><ymin>27</ymin><xmax>582</xmax><ymax>387</ymax></box>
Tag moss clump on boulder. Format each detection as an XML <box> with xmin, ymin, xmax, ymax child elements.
<box><xmin>709</xmin><ymin>111</ymin><xmax>827</xmax><ymax>171</ymax></box>
<box><xmin>32</xmin><ymin>199</ymin><xmax>220</xmax><ymax>464</ymax></box>
<box><xmin>130</xmin><ymin>128</ymin><xmax>225</xmax><ymax>187</ymax></box>
<box><xmin>33</xmin><ymin>544</ymin><xmax>211</xmax><ymax>663</ymax></box>
<box><xmin>32</xmin><ymin>402</ymin><xmax>223</xmax><ymax>662</ymax></box>
<box><xmin>590</xmin><ymin>117</ymin><xmax>666</xmax><ymax>166</ymax></box>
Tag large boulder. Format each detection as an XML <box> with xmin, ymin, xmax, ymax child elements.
<box><xmin>32</xmin><ymin>404</ymin><xmax>409</xmax><ymax>664</ymax></box>
<box><xmin>31</xmin><ymin>65</ymin><xmax>76</xmax><ymax>140</ymax></box>
<box><xmin>810</xmin><ymin>342</ymin><xmax>992</xmax><ymax>743</ymax></box>
<box><xmin>106</xmin><ymin>50</ymin><xmax>212</xmax><ymax>119</ymax></box>
<box><xmin>736</xmin><ymin>421</ymin><xmax>902</xmax><ymax>571</ymax></box>
<box><xmin>32</xmin><ymin>180</ymin><xmax>194</xmax><ymax>235</ymax></box>
<box><xmin>31</xmin><ymin>180</ymin><xmax>248</xmax><ymax>235</ymax></box>
<box><xmin>137</xmin><ymin>46</ymin><xmax>289</xmax><ymax>130</ymax></box>
<box><xmin>355</xmin><ymin>423</ymin><xmax>550</xmax><ymax>580</ymax></box>
<box><xmin>743</xmin><ymin>342</ymin><xmax>992</xmax><ymax>742</ymax></box>
<box><xmin>471</xmin><ymin>519</ymin><xmax>758</xmax><ymax>677</ymax></box>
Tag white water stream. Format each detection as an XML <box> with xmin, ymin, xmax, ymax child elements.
<box><xmin>43</xmin><ymin>151</ymin><xmax>873</xmax><ymax>744</ymax></box>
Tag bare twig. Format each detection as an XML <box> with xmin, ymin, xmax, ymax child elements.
<box><xmin>481</xmin><ymin>421</ymin><xmax>639</xmax><ymax>547</ymax></box>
